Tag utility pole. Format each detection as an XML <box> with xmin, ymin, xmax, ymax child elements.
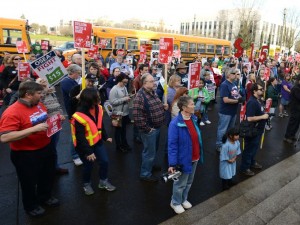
<box><xmin>280</xmin><ymin>8</ymin><xmax>287</xmax><ymax>53</ymax></box>
<box><xmin>193</xmin><ymin>14</ymin><xmax>196</xmax><ymax>35</ymax></box>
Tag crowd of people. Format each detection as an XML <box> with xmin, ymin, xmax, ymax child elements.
<box><xmin>0</xmin><ymin>44</ymin><xmax>300</xmax><ymax>216</ymax></box>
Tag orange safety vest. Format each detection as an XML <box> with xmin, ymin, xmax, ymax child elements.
<box><xmin>70</xmin><ymin>105</ymin><xmax>103</xmax><ymax>147</ymax></box>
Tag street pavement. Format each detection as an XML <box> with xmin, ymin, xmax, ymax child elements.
<box><xmin>0</xmin><ymin>95</ymin><xmax>298</xmax><ymax>225</ymax></box>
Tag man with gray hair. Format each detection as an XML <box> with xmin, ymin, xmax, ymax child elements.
<box><xmin>60</xmin><ymin>64</ymin><xmax>83</xmax><ymax>166</ymax></box>
<box><xmin>110</xmin><ymin>54</ymin><xmax>130</xmax><ymax>75</ymax></box>
<box><xmin>133</xmin><ymin>73</ymin><xmax>168</xmax><ymax>182</ymax></box>
<box><xmin>215</xmin><ymin>68</ymin><xmax>243</xmax><ymax>152</ymax></box>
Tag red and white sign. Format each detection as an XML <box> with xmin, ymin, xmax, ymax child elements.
<box><xmin>288</xmin><ymin>55</ymin><xmax>293</xmax><ymax>63</ymax></box>
<box><xmin>296</xmin><ymin>54</ymin><xmax>300</xmax><ymax>63</ymax></box>
<box><xmin>88</xmin><ymin>45</ymin><xmax>99</xmax><ymax>58</ymax></box>
<box><xmin>188</xmin><ymin>62</ymin><xmax>201</xmax><ymax>89</ymax></box>
<box><xmin>18</xmin><ymin>62</ymin><xmax>31</xmax><ymax>81</ymax></box>
<box><xmin>73</xmin><ymin>21</ymin><xmax>92</xmax><ymax>48</ymax></box>
<box><xmin>249</xmin><ymin>43</ymin><xmax>254</xmax><ymax>63</ymax></box>
<box><xmin>41</xmin><ymin>40</ymin><xmax>49</xmax><ymax>50</ymax></box>
<box><xmin>263</xmin><ymin>67</ymin><xmax>271</xmax><ymax>81</ymax></box>
<box><xmin>259</xmin><ymin>45</ymin><xmax>269</xmax><ymax>63</ymax></box>
<box><xmin>99</xmin><ymin>39</ymin><xmax>107</xmax><ymax>49</ymax></box>
<box><xmin>16</xmin><ymin>40</ymin><xmax>28</xmax><ymax>53</ymax></box>
<box><xmin>139</xmin><ymin>45</ymin><xmax>147</xmax><ymax>63</ymax></box>
<box><xmin>221</xmin><ymin>46</ymin><xmax>225</xmax><ymax>55</ymax></box>
<box><xmin>158</xmin><ymin>37</ymin><xmax>173</xmax><ymax>64</ymax></box>
<box><xmin>240</xmin><ymin>104</ymin><xmax>246</xmax><ymax>122</ymax></box>
<box><xmin>46</xmin><ymin>114</ymin><xmax>62</xmax><ymax>137</ymax></box>
<box><xmin>173</xmin><ymin>50</ymin><xmax>181</xmax><ymax>59</ymax></box>
<box><xmin>265</xmin><ymin>98</ymin><xmax>272</xmax><ymax>113</ymax></box>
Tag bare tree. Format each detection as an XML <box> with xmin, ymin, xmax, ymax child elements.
<box><xmin>283</xmin><ymin>9</ymin><xmax>300</xmax><ymax>53</ymax></box>
<box><xmin>234</xmin><ymin>0</ymin><xmax>262</xmax><ymax>50</ymax></box>
<box><xmin>295</xmin><ymin>39</ymin><xmax>300</xmax><ymax>52</ymax></box>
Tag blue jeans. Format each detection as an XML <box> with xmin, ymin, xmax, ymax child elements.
<box><xmin>50</xmin><ymin>131</ymin><xmax>60</xmax><ymax>169</ymax></box>
<box><xmin>140</xmin><ymin>128</ymin><xmax>161</xmax><ymax>178</ymax></box>
<box><xmin>201</xmin><ymin>105</ymin><xmax>209</xmax><ymax>123</ymax></box>
<box><xmin>79</xmin><ymin>142</ymin><xmax>109</xmax><ymax>184</ymax></box>
<box><xmin>216</xmin><ymin>113</ymin><xmax>237</xmax><ymax>148</ymax></box>
<box><xmin>70</xmin><ymin>135</ymin><xmax>79</xmax><ymax>160</ymax></box>
<box><xmin>240</xmin><ymin>134</ymin><xmax>262</xmax><ymax>171</ymax></box>
<box><xmin>171</xmin><ymin>161</ymin><xmax>198</xmax><ymax>205</ymax></box>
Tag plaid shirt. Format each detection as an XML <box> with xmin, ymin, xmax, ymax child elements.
<box><xmin>133</xmin><ymin>88</ymin><xmax>165</xmax><ymax>133</ymax></box>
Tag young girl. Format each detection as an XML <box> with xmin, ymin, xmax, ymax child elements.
<box><xmin>190</xmin><ymin>78</ymin><xmax>211</xmax><ymax>126</ymax></box>
<box><xmin>220</xmin><ymin>127</ymin><xmax>241</xmax><ymax>190</ymax></box>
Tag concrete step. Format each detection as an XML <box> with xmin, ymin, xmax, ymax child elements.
<box><xmin>160</xmin><ymin>152</ymin><xmax>300</xmax><ymax>225</ymax></box>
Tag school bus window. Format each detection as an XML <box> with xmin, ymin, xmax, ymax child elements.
<box><xmin>151</xmin><ymin>40</ymin><xmax>159</xmax><ymax>50</ymax></box>
<box><xmin>128</xmin><ymin>38</ymin><xmax>138</xmax><ymax>50</ymax></box>
<box><xmin>224</xmin><ymin>46</ymin><xmax>230</xmax><ymax>55</ymax></box>
<box><xmin>180</xmin><ymin>42</ymin><xmax>188</xmax><ymax>52</ymax></box>
<box><xmin>3</xmin><ymin>29</ymin><xmax>22</xmax><ymax>45</ymax></box>
<box><xmin>189</xmin><ymin>43</ymin><xmax>196</xmax><ymax>53</ymax></box>
<box><xmin>197</xmin><ymin>44</ymin><xmax>205</xmax><ymax>53</ymax></box>
<box><xmin>174</xmin><ymin>44</ymin><xmax>178</xmax><ymax>50</ymax></box>
<box><xmin>216</xmin><ymin>45</ymin><xmax>223</xmax><ymax>54</ymax></box>
<box><xmin>140</xmin><ymin>40</ymin><xmax>147</xmax><ymax>46</ymax></box>
<box><xmin>115</xmin><ymin>37</ymin><xmax>126</xmax><ymax>49</ymax></box>
<box><xmin>97</xmin><ymin>38</ymin><xmax>112</xmax><ymax>49</ymax></box>
<box><xmin>207</xmin><ymin>45</ymin><xmax>215</xmax><ymax>53</ymax></box>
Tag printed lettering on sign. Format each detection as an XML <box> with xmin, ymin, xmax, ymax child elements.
<box><xmin>18</xmin><ymin>62</ymin><xmax>31</xmax><ymax>81</ymax></box>
<box><xmin>158</xmin><ymin>38</ymin><xmax>173</xmax><ymax>64</ymax></box>
<box><xmin>73</xmin><ymin>21</ymin><xmax>92</xmax><ymax>48</ymax></box>
<box><xmin>16</xmin><ymin>40</ymin><xmax>28</xmax><ymax>53</ymax></box>
<box><xmin>47</xmin><ymin>114</ymin><xmax>62</xmax><ymax>137</ymax></box>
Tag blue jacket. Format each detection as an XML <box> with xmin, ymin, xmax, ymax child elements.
<box><xmin>168</xmin><ymin>113</ymin><xmax>204</xmax><ymax>173</ymax></box>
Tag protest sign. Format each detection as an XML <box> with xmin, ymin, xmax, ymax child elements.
<box><xmin>264</xmin><ymin>67</ymin><xmax>271</xmax><ymax>81</ymax></box>
<box><xmin>259</xmin><ymin>45</ymin><xmax>269</xmax><ymax>63</ymax></box>
<box><xmin>139</xmin><ymin>45</ymin><xmax>147</xmax><ymax>63</ymax></box>
<box><xmin>46</xmin><ymin>114</ymin><xmax>62</xmax><ymax>137</ymax></box>
<box><xmin>73</xmin><ymin>21</ymin><xmax>92</xmax><ymax>48</ymax></box>
<box><xmin>173</xmin><ymin>50</ymin><xmax>181</xmax><ymax>59</ymax></box>
<box><xmin>88</xmin><ymin>45</ymin><xmax>99</xmax><ymax>58</ymax></box>
<box><xmin>188</xmin><ymin>62</ymin><xmax>201</xmax><ymax>90</ymax></box>
<box><xmin>240</xmin><ymin>104</ymin><xmax>246</xmax><ymax>122</ymax></box>
<box><xmin>18</xmin><ymin>62</ymin><xmax>31</xmax><ymax>81</ymax></box>
<box><xmin>206</xmin><ymin>83</ymin><xmax>216</xmax><ymax>100</ymax></box>
<box><xmin>16</xmin><ymin>40</ymin><xmax>28</xmax><ymax>53</ymax></box>
<box><xmin>158</xmin><ymin>38</ymin><xmax>173</xmax><ymax>64</ymax></box>
<box><xmin>30</xmin><ymin>51</ymin><xmax>68</xmax><ymax>87</ymax></box>
<box><xmin>99</xmin><ymin>39</ymin><xmax>107</xmax><ymax>49</ymax></box>
<box><xmin>41</xmin><ymin>40</ymin><xmax>49</xmax><ymax>50</ymax></box>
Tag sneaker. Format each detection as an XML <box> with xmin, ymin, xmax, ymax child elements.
<box><xmin>283</xmin><ymin>111</ymin><xmax>289</xmax><ymax>117</ymax></box>
<box><xmin>73</xmin><ymin>158</ymin><xmax>83</xmax><ymax>166</ymax></box>
<box><xmin>200</xmin><ymin>122</ymin><xmax>205</xmax><ymax>126</ymax></box>
<box><xmin>26</xmin><ymin>206</ymin><xmax>45</xmax><ymax>217</ymax></box>
<box><xmin>44</xmin><ymin>197</ymin><xmax>60</xmax><ymax>207</ymax></box>
<box><xmin>98</xmin><ymin>179</ymin><xmax>116</xmax><ymax>191</ymax></box>
<box><xmin>278</xmin><ymin>113</ymin><xmax>283</xmax><ymax>118</ymax></box>
<box><xmin>265</xmin><ymin>125</ymin><xmax>271</xmax><ymax>131</ymax></box>
<box><xmin>284</xmin><ymin>137</ymin><xmax>294</xmax><ymax>144</ymax></box>
<box><xmin>170</xmin><ymin>202</ymin><xmax>185</xmax><ymax>214</ymax></box>
<box><xmin>182</xmin><ymin>200</ymin><xmax>192</xmax><ymax>209</ymax></box>
<box><xmin>251</xmin><ymin>162</ymin><xmax>263</xmax><ymax>169</ymax></box>
<box><xmin>242</xmin><ymin>169</ymin><xmax>255</xmax><ymax>176</ymax></box>
<box><xmin>205</xmin><ymin>120</ymin><xmax>211</xmax><ymax>124</ymax></box>
<box><xmin>83</xmin><ymin>183</ymin><xmax>94</xmax><ymax>195</ymax></box>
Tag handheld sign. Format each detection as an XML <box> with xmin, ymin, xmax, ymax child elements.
<box><xmin>88</xmin><ymin>45</ymin><xmax>99</xmax><ymax>58</ymax></box>
<box><xmin>41</xmin><ymin>40</ymin><xmax>49</xmax><ymax>50</ymax></box>
<box><xmin>188</xmin><ymin>62</ymin><xmax>201</xmax><ymax>90</ymax></box>
<box><xmin>46</xmin><ymin>114</ymin><xmax>62</xmax><ymax>137</ymax></box>
<box><xmin>263</xmin><ymin>67</ymin><xmax>271</xmax><ymax>81</ymax></box>
<box><xmin>173</xmin><ymin>50</ymin><xmax>181</xmax><ymax>59</ymax></box>
<box><xmin>16</xmin><ymin>40</ymin><xmax>28</xmax><ymax>53</ymax></box>
<box><xmin>259</xmin><ymin>45</ymin><xmax>269</xmax><ymax>63</ymax></box>
<box><xmin>158</xmin><ymin>38</ymin><xmax>173</xmax><ymax>64</ymax></box>
<box><xmin>99</xmin><ymin>39</ymin><xmax>107</xmax><ymax>49</ymax></box>
<box><xmin>139</xmin><ymin>45</ymin><xmax>147</xmax><ymax>63</ymax></box>
<box><xmin>30</xmin><ymin>51</ymin><xmax>68</xmax><ymax>87</ymax></box>
<box><xmin>240</xmin><ymin>104</ymin><xmax>246</xmax><ymax>122</ymax></box>
<box><xmin>18</xmin><ymin>62</ymin><xmax>31</xmax><ymax>81</ymax></box>
<box><xmin>234</xmin><ymin>38</ymin><xmax>243</xmax><ymax>58</ymax></box>
<box><xmin>73</xmin><ymin>21</ymin><xmax>92</xmax><ymax>49</ymax></box>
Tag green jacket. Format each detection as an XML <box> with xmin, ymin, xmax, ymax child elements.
<box><xmin>189</xmin><ymin>87</ymin><xmax>211</xmax><ymax>104</ymax></box>
<box><xmin>266</xmin><ymin>84</ymin><xmax>279</xmax><ymax>107</ymax></box>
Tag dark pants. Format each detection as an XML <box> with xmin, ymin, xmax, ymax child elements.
<box><xmin>285</xmin><ymin>108</ymin><xmax>300</xmax><ymax>139</ymax></box>
<box><xmin>79</xmin><ymin>142</ymin><xmax>109</xmax><ymax>184</ymax></box>
<box><xmin>240</xmin><ymin>134</ymin><xmax>262</xmax><ymax>171</ymax></box>
<box><xmin>114</xmin><ymin>115</ymin><xmax>129</xmax><ymax>148</ymax></box>
<box><xmin>10</xmin><ymin>144</ymin><xmax>56</xmax><ymax>211</ymax></box>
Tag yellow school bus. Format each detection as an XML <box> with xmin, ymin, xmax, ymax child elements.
<box><xmin>92</xmin><ymin>26</ymin><xmax>231</xmax><ymax>62</ymax></box>
<box><xmin>0</xmin><ymin>18</ymin><xmax>32</xmax><ymax>58</ymax></box>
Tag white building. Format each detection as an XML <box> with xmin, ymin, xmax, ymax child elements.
<box><xmin>180</xmin><ymin>9</ymin><xmax>295</xmax><ymax>56</ymax></box>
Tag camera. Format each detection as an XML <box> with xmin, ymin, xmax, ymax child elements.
<box><xmin>161</xmin><ymin>166</ymin><xmax>182</xmax><ymax>183</ymax></box>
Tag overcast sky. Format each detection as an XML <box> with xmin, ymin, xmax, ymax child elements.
<box><xmin>2</xmin><ymin>0</ymin><xmax>299</xmax><ymax>27</ymax></box>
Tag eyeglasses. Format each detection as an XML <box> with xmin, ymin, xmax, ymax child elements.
<box><xmin>145</xmin><ymin>80</ymin><xmax>154</xmax><ymax>83</ymax></box>
<box><xmin>115</xmin><ymin>71</ymin><xmax>121</xmax><ymax>73</ymax></box>
<box><xmin>14</xmin><ymin>58</ymin><xmax>21</xmax><ymax>60</ymax></box>
<box><xmin>258</xmin><ymin>88</ymin><xmax>264</xmax><ymax>91</ymax></box>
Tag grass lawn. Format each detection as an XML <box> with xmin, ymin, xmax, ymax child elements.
<box><xmin>30</xmin><ymin>34</ymin><xmax>73</xmax><ymax>47</ymax></box>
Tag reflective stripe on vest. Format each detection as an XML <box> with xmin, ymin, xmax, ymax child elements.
<box><xmin>71</xmin><ymin>105</ymin><xmax>103</xmax><ymax>147</ymax></box>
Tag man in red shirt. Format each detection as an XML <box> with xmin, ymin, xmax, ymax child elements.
<box><xmin>0</xmin><ymin>81</ymin><xmax>59</xmax><ymax>217</ymax></box>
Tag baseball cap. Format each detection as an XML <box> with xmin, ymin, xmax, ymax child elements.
<box><xmin>85</xmin><ymin>73</ymin><xmax>97</xmax><ymax>81</ymax></box>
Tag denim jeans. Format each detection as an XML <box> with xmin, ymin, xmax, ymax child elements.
<box><xmin>171</xmin><ymin>161</ymin><xmax>198</xmax><ymax>205</ymax></box>
<box><xmin>79</xmin><ymin>142</ymin><xmax>109</xmax><ymax>184</ymax></box>
<box><xmin>70</xmin><ymin>135</ymin><xmax>79</xmax><ymax>160</ymax></box>
<box><xmin>140</xmin><ymin>128</ymin><xmax>161</xmax><ymax>178</ymax></box>
<box><xmin>50</xmin><ymin>131</ymin><xmax>60</xmax><ymax>168</ymax></box>
<box><xmin>216</xmin><ymin>113</ymin><xmax>237</xmax><ymax>148</ymax></box>
<box><xmin>240</xmin><ymin>134</ymin><xmax>262</xmax><ymax>171</ymax></box>
<box><xmin>201</xmin><ymin>105</ymin><xmax>209</xmax><ymax>123</ymax></box>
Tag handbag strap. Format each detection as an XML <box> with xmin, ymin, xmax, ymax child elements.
<box><xmin>7</xmin><ymin>76</ymin><xmax>18</xmax><ymax>88</ymax></box>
